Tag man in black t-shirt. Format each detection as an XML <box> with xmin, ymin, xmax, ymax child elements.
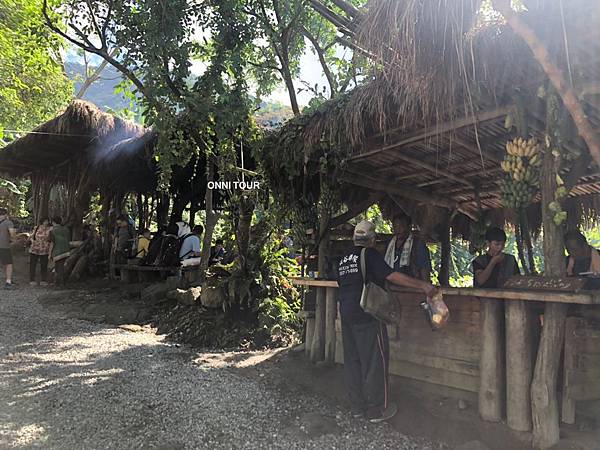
<box><xmin>337</xmin><ymin>220</ymin><xmax>436</xmax><ymax>423</ymax></box>
<box><xmin>472</xmin><ymin>227</ymin><xmax>520</xmax><ymax>288</ymax></box>
<box><xmin>565</xmin><ymin>230</ymin><xmax>600</xmax><ymax>277</ymax></box>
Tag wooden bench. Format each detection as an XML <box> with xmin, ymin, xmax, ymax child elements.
<box><xmin>112</xmin><ymin>263</ymin><xmax>202</xmax><ymax>284</ymax></box>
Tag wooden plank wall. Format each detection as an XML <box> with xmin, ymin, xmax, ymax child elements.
<box><xmin>335</xmin><ymin>292</ymin><xmax>481</xmax><ymax>393</ymax></box>
<box><xmin>562</xmin><ymin>309</ymin><xmax>600</xmax><ymax>423</ymax></box>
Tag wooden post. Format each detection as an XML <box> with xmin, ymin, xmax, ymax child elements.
<box><xmin>324</xmin><ymin>287</ymin><xmax>337</xmax><ymax>363</ymax></box>
<box><xmin>305</xmin><ymin>314</ymin><xmax>315</xmax><ymax>357</ymax></box>
<box><xmin>310</xmin><ymin>286</ymin><xmax>326</xmax><ymax>362</ymax></box>
<box><xmin>561</xmin><ymin>317</ymin><xmax>577</xmax><ymax>424</ymax></box>
<box><xmin>506</xmin><ymin>300</ymin><xmax>534</xmax><ymax>431</ymax></box>
<box><xmin>479</xmin><ymin>298</ymin><xmax>505</xmax><ymax>422</ymax></box>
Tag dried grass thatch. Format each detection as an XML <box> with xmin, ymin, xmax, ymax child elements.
<box><xmin>0</xmin><ymin>100</ymin><xmax>145</xmax><ymax>177</ymax></box>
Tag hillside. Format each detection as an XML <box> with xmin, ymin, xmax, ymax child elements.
<box><xmin>66</xmin><ymin>62</ymin><xmax>293</xmax><ymax>127</ymax></box>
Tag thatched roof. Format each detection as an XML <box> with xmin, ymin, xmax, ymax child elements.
<box><xmin>265</xmin><ymin>0</ymin><xmax>600</xmax><ymax>236</ymax></box>
<box><xmin>0</xmin><ymin>100</ymin><xmax>146</xmax><ymax>179</ymax></box>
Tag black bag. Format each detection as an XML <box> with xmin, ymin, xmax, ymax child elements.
<box><xmin>359</xmin><ymin>248</ymin><xmax>402</xmax><ymax>324</ymax></box>
<box><xmin>157</xmin><ymin>234</ymin><xmax>196</xmax><ymax>266</ymax></box>
<box><xmin>141</xmin><ymin>236</ymin><xmax>163</xmax><ymax>265</ymax></box>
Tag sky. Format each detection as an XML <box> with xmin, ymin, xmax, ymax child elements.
<box><xmin>66</xmin><ymin>36</ymin><xmax>332</xmax><ymax>108</ymax></box>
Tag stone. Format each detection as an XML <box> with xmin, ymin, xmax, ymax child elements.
<box><xmin>119</xmin><ymin>324</ymin><xmax>144</xmax><ymax>332</ymax></box>
<box><xmin>179</xmin><ymin>287</ymin><xmax>202</xmax><ymax>306</ymax></box>
<box><xmin>200</xmin><ymin>285</ymin><xmax>225</xmax><ymax>308</ymax></box>
<box><xmin>166</xmin><ymin>288</ymin><xmax>202</xmax><ymax>306</ymax></box>
<box><xmin>141</xmin><ymin>283</ymin><xmax>170</xmax><ymax>304</ymax></box>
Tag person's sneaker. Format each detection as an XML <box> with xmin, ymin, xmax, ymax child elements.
<box><xmin>4</xmin><ymin>282</ymin><xmax>15</xmax><ymax>289</ymax></box>
<box><xmin>29</xmin><ymin>281</ymin><xmax>37</xmax><ymax>286</ymax></box>
<box><xmin>367</xmin><ymin>402</ymin><xmax>398</xmax><ymax>423</ymax></box>
<box><xmin>39</xmin><ymin>281</ymin><xmax>49</xmax><ymax>286</ymax></box>
<box><xmin>351</xmin><ymin>409</ymin><xmax>365</xmax><ymax>419</ymax></box>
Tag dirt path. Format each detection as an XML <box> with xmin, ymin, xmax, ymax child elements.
<box><xmin>0</xmin><ymin>286</ymin><xmax>447</xmax><ymax>450</ymax></box>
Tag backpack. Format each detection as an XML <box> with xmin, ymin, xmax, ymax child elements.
<box><xmin>150</xmin><ymin>234</ymin><xmax>195</xmax><ymax>267</ymax></box>
<box><xmin>141</xmin><ymin>235</ymin><xmax>164</xmax><ymax>266</ymax></box>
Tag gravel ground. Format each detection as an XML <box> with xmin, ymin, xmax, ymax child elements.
<box><xmin>0</xmin><ymin>286</ymin><xmax>446</xmax><ymax>450</ymax></box>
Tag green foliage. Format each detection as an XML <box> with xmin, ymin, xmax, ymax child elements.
<box><xmin>0</xmin><ymin>0</ymin><xmax>72</xmax><ymax>139</ymax></box>
<box><xmin>428</xmin><ymin>239</ymin><xmax>474</xmax><ymax>287</ymax></box>
<box><xmin>216</xmin><ymin>219</ymin><xmax>301</xmax><ymax>344</ymax></box>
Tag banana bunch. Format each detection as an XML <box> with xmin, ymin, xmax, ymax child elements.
<box><xmin>290</xmin><ymin>206</ymin><xmax>316</xmax><ymax>246</ymax></box>
<box><xmin>319</xmin><ymin>181</ymin><xmax>340</xmax><ymax>215</ymax></box>
<box><xmin>500</xmin><ymin>137</ymin><xmax>542</xmax><ymax>210</ymax></box>
<box><xmin>500</xmin><ymin>178</ymin><xmax>538</xmax><ymax>210</ymax></box>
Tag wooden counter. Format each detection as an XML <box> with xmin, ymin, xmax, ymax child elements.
<box><xmin>292</xmin><ymin>277</ymin><xmax>600</xmax><ymax>430</ymax></box>
<box><xmin>291</xmin><ymin>277</ymin><xmax>600</xmax><ymax>304</ymax></box>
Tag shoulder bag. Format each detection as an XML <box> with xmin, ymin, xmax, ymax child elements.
<box><xmin>359</xmin><ymin>248</ymin><xmax>402</xmax><ymax>324</ymax></box>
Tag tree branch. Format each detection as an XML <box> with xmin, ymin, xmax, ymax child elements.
<box><xmin>329</xmin><ymin>192</ymin><xmax>385</xmax><ymax>228</ymax></box>
<box><xmin>308</xmin><ymin>0</ymin><xmax>355</xmax><ymax>35</ymax></box>
<box><xmin>492</xmin><ymin>0</ymin><xmax>600</xmax><ymax>171</ymax></box>
<box><xmin>329</xmin><ymin>0</ymin><xmax>363</xmax><ymax>20</ymax></box>
<box><xmin>301</xmin><ymin>26</ymin><xmax>337</xmax><ymax>97</ymax></box>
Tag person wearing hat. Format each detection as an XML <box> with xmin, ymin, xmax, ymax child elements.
<box><xmin>337</xmin><ymin>220</ymin><xmax>436</xmax><ymax>423</ymax></box>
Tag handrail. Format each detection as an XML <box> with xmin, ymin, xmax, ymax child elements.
<box><xmin>291</xmin><ymin>277</ymin><xmax>600</xmax><ymax>305</ymax></box>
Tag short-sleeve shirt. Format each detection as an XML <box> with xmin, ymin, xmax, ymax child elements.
<box><xmin>473</xmin><ymin>253</ymin><xmax>520</xmax><ymax>288</ymax></box>
<box><xmin>336</xmin><ymin>246</ymin><xmax>394</xmax><ymax>324</ymax></box>
<box><xmin>390</xmin><ymin>237</ymin><xmax>432</xmax><ymax>277</ymax></box>
<box><xmin>179</xmin><ymin>234</ymin><xmax>201</xmax><ymax>260</ymax></box>
<box><xmin>0</xmin><ymin>219</ymin><xmax>15</xmax><ymax>249</ymax></box>
<box><xmin>566</xmin><ymin>249</ymin><xmax>600</xmax><ymax>276</ymax></box>
<box><xmin>116</xmin><ymin>225</ymin><xmax>134</xmax><ymax>251</ymax></box>
<box><xmin>30</xmin><ymin>225</ymin><xmax>52</xmax><ymax>255</ymax></box>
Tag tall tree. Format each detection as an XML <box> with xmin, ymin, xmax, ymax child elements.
<box><xmin>0</xmin><ymin>0</ymin><xmax>72</xmax><ymax>140</ymax></box>
<box><xmin>43</xmin><ymin>0</ymin><xmax>258</xmax><ymax>276</ymax></box>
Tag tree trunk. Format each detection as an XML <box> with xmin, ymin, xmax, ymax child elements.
<box><xmin>311</xmin><ymin>191</ymin><xmax>332</xmax><ymax>362</ymax></box>
<box><xmin>237</xmin><ymin>195</ymin><xmax>254</xmax><ymax>269</ymax></box>
<box><xmin>156</xmin><ymin>193</ymin><xmax>170</xmax><ymax>231</ymax></box>
<box><xmin>199</xmin><ymin>162</ymin><xmax>217</xmax><ymax>284</ymax></box>
<box><xmin>100</xmin><ymin>193</ymin><xmax>112</xmax><ymax>259</ymax></box>
<box><xmin>515</xmin><ymin>222</ymin><xmax>529</xmax><ymax>275</ymax></box>
<box><xmin>531</xmin><ymin>133</ymin><xmax>568</xmax><ymax>449</ymax></box>
<box><xmin>439</xmin><ymin>219</ymin><xmax>451</xmax><ymax>286</ymax></box>
<box><xmin>280</xmin><ymin>58</ymin><xmax>300</xmax><ymax>115</ymax></box>
<box><xmin>136</xmin><ymin>193</ymin><xmax>144</xmax><ymax>230</ymax></box>
<box><xmin>522</xmin><ymin>212</ymin><xmax>537</xmax><ymax>275</ymax></box>
<box><xmin>492</xmin><ymin>0</ymin><xmax>600</xmax><ymax>170</ymax></box>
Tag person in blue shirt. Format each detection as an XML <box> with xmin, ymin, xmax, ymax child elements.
<box><xmin>384</xmin><ymin>212</ymin><xmax>431</xmax><ymax>281</ymax></box>
<box><xmin>179</xmin><ymin>224</ymin><xmax>203</xmax><ymax>261</ymax></box>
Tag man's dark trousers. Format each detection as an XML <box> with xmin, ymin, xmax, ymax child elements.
<box><xmin>341</xmin><ymin>319</ymin><xmax>390</xmax><ymax>412</ymax></box>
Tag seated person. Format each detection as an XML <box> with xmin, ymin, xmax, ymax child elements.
<box><xmin>136</xmin><ymin>228</ymin><xmax>151</xmax><ymax>259</ymax></box>
<box><xmin>565</xmin><ymin>230</ymin><xmax>600</xmax><ymax>276</ymax></box>
<box><xmin>209</xmin><ymin>239</ymin><xmax>227</xmax><ymax>265</ymax></box>
<box><xmin>179</xmin><ymin>224</ymin><xmax>203</xmax><ymax>261</ymax></box>
<box><xmin>384</xmin><ymin>212</ymin><xmax>431</xmax><ymax>281</ymax></box>
<box><xmin>473</xmin><ymin>227</ymin><xmax>520</xmax><ymax>288</ymax></box>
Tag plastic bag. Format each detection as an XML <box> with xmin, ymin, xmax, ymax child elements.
<box><xmin>420</xmin><ymin>290</ymin><xmax>449</xmax><ymax>331</ymax></box>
